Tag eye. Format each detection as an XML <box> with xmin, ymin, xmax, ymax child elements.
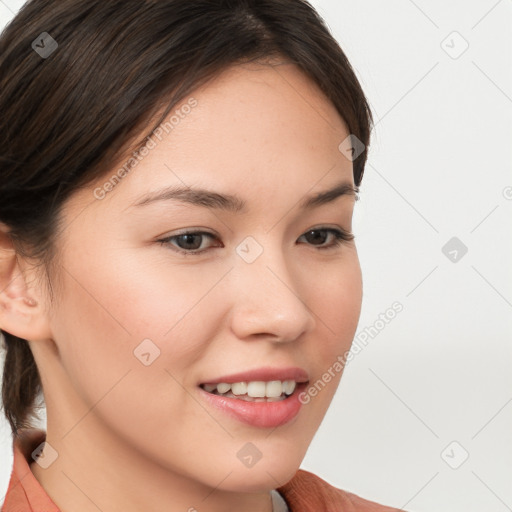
<box><xmin>297</xmin><ymin>227</ymin><xmax>354</xmax><ymax>250</ymax></box>
<box><xmin>157</xmin><ymin>227</ymin><xmax>354</xmax><ymax>256</ymax></box>
<box><xmin>158</xmin><ymin>231</ymin><xmax>219</xmax><ymax>255</ymax></box>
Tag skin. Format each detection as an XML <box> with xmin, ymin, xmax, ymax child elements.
<box><xmin>0</xmin><ymin>60</ymin><xmax>362</xmax><ymax>512</ymax></box>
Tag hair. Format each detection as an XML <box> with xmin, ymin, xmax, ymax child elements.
<box><xmin>0</xmin><ymin>0</ymin><xmax>373</xmax><ymax>437</ymax></box>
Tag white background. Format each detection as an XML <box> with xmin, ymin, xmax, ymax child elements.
<box><xmin>1</xmin><ymin>1</ymin><xmax>511</xmax><ymax>511</ymax></box>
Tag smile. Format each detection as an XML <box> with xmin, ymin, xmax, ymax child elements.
<box><xmin>200</xmin><ymin>380</ymin><xmax>297</xmax><ymax>402</ymax></box>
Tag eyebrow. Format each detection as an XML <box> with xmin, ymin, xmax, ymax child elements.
<box><xmin>131</xmin><ymin>181</ymin><xmax>358</xmax><ymax>213</ymax></box>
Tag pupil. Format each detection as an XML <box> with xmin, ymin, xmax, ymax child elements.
<box><xmin>307</xmin><ymin>230</ymin><xmax>327</xmax><ymax>245</ymax></box>
<box><xmin>179</xmin><ymin>234</ymin><xmax>201</xmax><ymax>250</ymax></box>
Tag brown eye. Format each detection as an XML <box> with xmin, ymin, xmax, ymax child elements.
<box><xmin>303</xmin><ymin>229</ymin><xmax>329</xmax><ymax>245</ymax></box>
<box><xmin>158</xmin><ymin>227</ymin><xmax>353</xmax><ymax>257</ymax></box>
<box><xmin>158</xmin><ymin>231</ymin><xmax>219</xmax><ymax>255</ymax></box>
<box><xmin>174</xmin><ymin>233</ymin><xmax>207</xmax><ymax>251</ymax></box>
<box><xmin>298</xmin><ymin>228</ymin><xmax>354</xmax><ymax>249</ymax></box>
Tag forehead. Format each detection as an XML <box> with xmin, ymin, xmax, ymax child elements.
<box><xmin>190</xmin><ymin>60</ymin><xmax>349</xmax><ymax>144</ymax></box>
<box><xmin>69</xmin><ymin>60</ymin><xmax>354</xmax><ymax>219</ymax></box>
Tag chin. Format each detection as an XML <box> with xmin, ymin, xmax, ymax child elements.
<box><xmin>234</xmin><ymin>442</ymin><xmax>306</xmax><ymax>489</ymax></box>
<box><xmin>216</xmin><ymin>461</ymin><xmax>301</xmax><ymax>493</ymax></box>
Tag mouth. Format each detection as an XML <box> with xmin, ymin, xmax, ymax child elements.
<box><xmin>199</xmin><ymin>379</ymin><xmax>302</xmax><ymax>402</ymax></box>
<box><xmin>197</xmin><ymin>369</ymin><xmax>310</xmax><ymax>428</ymax></box>
<box><xmin>198</xmin><ymin>380</ymin><xmax>309</xmax><ymax>428</ymax></box>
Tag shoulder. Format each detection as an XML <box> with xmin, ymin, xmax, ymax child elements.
<box><xmin>2</xmin><ymin>429</ymin><xmax>60</xmax><ymax>512</ymax></box>
<box><xmin>277</xmin><ymin>469</ymin><xmax>406</xmax><ymax>512</ymax></box>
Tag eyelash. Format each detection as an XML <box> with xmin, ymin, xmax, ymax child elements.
<box><xmin>157</xmin><ymin>227</ymin><xmax>354</xmax><ymax>257</ymax></box>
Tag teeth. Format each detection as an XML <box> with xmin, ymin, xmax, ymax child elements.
<box><xmin>202</xmin><ymin>380</ymin><xmax>297</xmax><ymax>398</ymax></box>
<box><xmin>247</xmin><ymin>381</ymin><xmax>266</xmax><ymax>397</ymax></box>
<box><xmin>282</xmin><ymin>380</ymin><xmax>296</xmax><ymax>395</ymax></box>
<box><xmin>216</xmin><ymin>382</ymin><xmax>231</xmax><ymax>394</ymax></box>
<box><xmin>231</xmin><ymin>382</ymin><xmax>248</xmax><ymax>395</ymax></box>
<box><xmin>265</xmin><ymin>380</ymin><xmax>283</xmax><ymax>398</ymax></box>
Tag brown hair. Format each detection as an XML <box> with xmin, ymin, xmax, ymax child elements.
<box><xmin>0</xmin><ymin>0</ymin><xmax>373</xmax><ymax>436</ymax></box>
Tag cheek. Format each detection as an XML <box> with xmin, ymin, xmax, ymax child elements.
<box><xmin>52</xmin><ymin>249</ymin><xmax>226</xmax><ymax>386</ymax></box>
<box><xmin>80</xmin><ymin>246</ymin><xmax>229</xmax><ymax>337</ymax></box>
<box><xmin>302</xmin><ymin>255</ymin><xmax>362</xmax><ymax>404</ymax></box>
<box><xmin>310</xmin><ymin>253</ymin><xmax>362</xmax><ymax>348</ymax></box>
<box><xmin>49</xmin><ymin>261</ymin><xmax>211</xmax><ymax>457</ymax></box>
<box><xmin>49</xmin><ymin>273</ymin><xmax>137</xmax><ymax>404</ymax></box>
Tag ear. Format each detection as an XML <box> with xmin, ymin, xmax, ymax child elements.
<box><xmin>0</xmin><ymin>223</ymin><xmax>52</xmax><ymax>341</ymax></box>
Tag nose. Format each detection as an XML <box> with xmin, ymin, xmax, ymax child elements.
<box><xmin>227</xmin><ymin>238</ymin><xmax>316</xmax><ymax>343</ymax></box>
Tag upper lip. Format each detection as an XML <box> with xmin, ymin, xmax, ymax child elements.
<box><xmin>200</xmin><ymin>366</ymin><xmax>309</xmax><ymax>385</ymax></box>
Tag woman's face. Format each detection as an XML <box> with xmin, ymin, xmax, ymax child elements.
<box><xmin>33</xmin><ymin>61</ymin><xmax>362</xmax><ymax>493</ymax></box>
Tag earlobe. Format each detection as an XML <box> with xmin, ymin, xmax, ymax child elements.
<box><xmin>0</xmin><ymin>223</ymin><xmax>50</xmax><ymax>341</ymax></box>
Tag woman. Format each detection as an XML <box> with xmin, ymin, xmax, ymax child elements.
<box><xmin>0</xmin><ymin>1</ymin><xmax>405</xmax><ymax>510</ymax></box>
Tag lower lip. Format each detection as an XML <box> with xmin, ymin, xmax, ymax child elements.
<box><xmin>198</xmin><ymin>383</ymin><xmax>307</xmax><ymax>428</ymax></box>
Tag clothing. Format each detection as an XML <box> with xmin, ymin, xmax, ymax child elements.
<box><xmin>2</xmin><ymin>429</ymin><xmax>405</xmax><ymax>511</ymax></box>
<box><xmin>271</xmin><ymin>489</ymin><xmax>290</xmax><ymax>511</ymax></box>
<box><xmin>276</xmin><ymin>469</ymin><xmax>406</xmax><ymax>511</ymax></box>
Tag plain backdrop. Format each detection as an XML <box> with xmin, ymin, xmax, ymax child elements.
<box><xmin>1</xmin><ymin>1</ymin><xmax>511</xmax><ymax>511</ymax></box>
